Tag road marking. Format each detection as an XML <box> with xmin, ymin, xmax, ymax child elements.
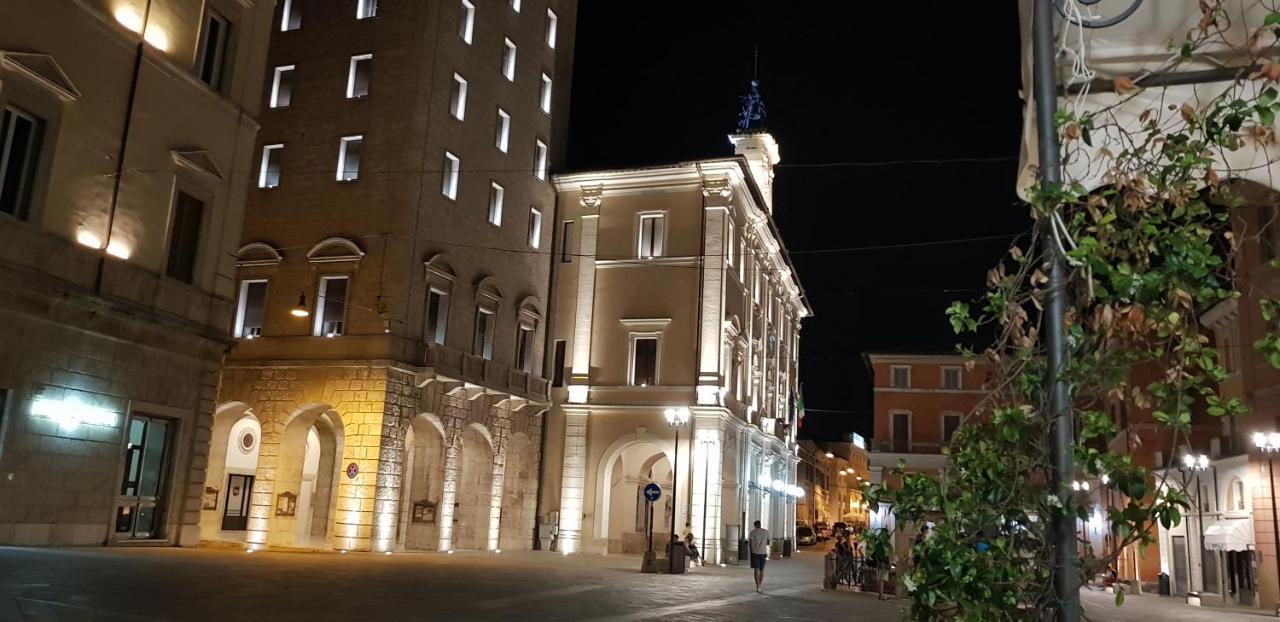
<box><xmin>16</xmin><ymin>597</ymin><xmax>159</xmax><ymax>621</ymax></box>
<box><xmin>582</xmin><ymin>585</ymin><xmax>808</xmax><ymax>622</ymax></box>
<box><xmin>475</xmin><ymin>583</ymin><xmax>605</xmax><ymax>609</ymax></box>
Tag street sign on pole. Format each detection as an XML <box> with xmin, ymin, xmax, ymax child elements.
<box><xmin>643</xmin><ymin>482</ymin><xmax>662</xmax><ymax>503</ymax></box>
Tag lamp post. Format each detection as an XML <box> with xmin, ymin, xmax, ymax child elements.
<box><xmin>1253</xmin><ymin>432</ymin><xmax>1280</xmax><ymax>616</ymax></box>
<box><xmin>664</xmin><ymin>407</ymin><xmax>690</xmax><ymax>573</ymax></box>
<box><xmin>1176</xmin><ymin>452</ymin><xmax>1209</xmax><ymax>598</ymax></box>
<box><xmin>699</xmin><ymin>433</ymin><xmax>714</xmax><ymax>565</ymax></box>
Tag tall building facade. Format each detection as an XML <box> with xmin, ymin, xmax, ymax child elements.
<box><xmin>539</xmin><ymin>130</ymin><xmax>811</xmax><ymax>563</ymax></box>
<box><xmin>0</xmin><ymin>0</ymin><xmax>274</xmax><ymax>545</ymax></box>
<box><xmin>208</xmin><ymin>0</ymin><xmax>577</xmax><ymax>553</ymax></box>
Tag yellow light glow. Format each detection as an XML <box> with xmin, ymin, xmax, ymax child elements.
<box><xmin>143</xmin><ymin>27</ymin><xmax>168</xmax><ymax>51</ymax></box>
<box><xmin>291</xmin><ymin>308</ymin><xmax>310</xmax><ymax>318</ymax></box>
<box><xmin>76</xmin><ymin>230</ymin><xmax>103</xmax><ymax>250</ymax></box>
<box><xmin>114</xmin><ymin>7</ymin><xmax>143</xmax><ymax>32</ymax></box>
<box><xmin>106</xmin><ymin>240</ymin><xmax>131</xmax><ymax>259</ymax></box>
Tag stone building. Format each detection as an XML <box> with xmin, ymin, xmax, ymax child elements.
<box><xmin>797</xmin><ymin>436</ymin><xmax>870</xmax><ymax>530</ymax></box>
<box><xmin>0</xmin><ymin>0</ymin><xmax>274</xmax><ymax>545</ymax></box>
<box><xmin>539</xmin><ymin>127</ymin><xmax>811</xmax><ymax>563</ymax></box>
<box><xmin>207</xmin><ymin>0</ymin><xmax>577</xmax><ymax>553</ymax></box>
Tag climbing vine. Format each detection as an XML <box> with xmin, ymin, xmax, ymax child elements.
<box><xmin>865</xmin><ymin>3</ymin><xmax>1280</xmax><ymax>620</ymax></box>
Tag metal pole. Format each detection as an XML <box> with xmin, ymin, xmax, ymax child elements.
<box><xmin>1032</xmin><ymin>0</ymin><xmax>1077</xmax><ymax>619</ymax></box>
<box><xmin>1269</xmin><ymin>457</ymin><xmax>1280</xmax><ymax>615</ymax></box>
<box><xmin>701</xmin><ymin>441</ymin><xmax>710</xmax><ymax>564</ymax></box>
<box><xmin>1196</xmin><ymin>471</ymin><xmax>1205</xmax><ymax>593</ymax></box>
<box><xmin>670</xmin><ymin>425</ymin><xmax>680</xmax><ymax>574</ymax></box>
<box><xmin>1183</xmin><ymin>471</ymin><xmax>1194</xmax><ymax>595</ymax></box>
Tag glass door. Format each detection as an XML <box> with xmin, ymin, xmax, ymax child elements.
<box><xmin>114</xmin><ymin>415</ymin><xmax>173</xmax><ymax>540</ymax></box>
<box><xmin>221</xmin><ymin>474</ymin><xmax>254</xmax><ymax>531</ymax></box>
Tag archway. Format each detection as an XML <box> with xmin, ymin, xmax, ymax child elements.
<box><xmin>201</xmin><ymin>403</ymin><xmax>260</xmax><ymax>541</ymax></box>
<box><xmin>454</xmin><ymin>423</ymin><xmax>495</xmax><ymax>550</ymax></box>
<box><xmin>499</xmin><ymin>432</ymin><xmax>537</xmax><ymax>550</ymax></box>
<box><xmin>603</xmin><ymin>443</ymin><xmax>672</xmax><ymax>554</ymax></box>
<box><xmin>399</xmin><ymin>414</ymin><xmax>447</xmax><ymax>551</ymax></box>
<box><xmin>268</xmin><ymin>407</ymin><xmax>344</xmax><ymax>548</ymax></box>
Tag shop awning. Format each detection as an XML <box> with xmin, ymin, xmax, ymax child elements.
<box><xmin>1204</xmin><ymin>519</ymin><xmax>1254</xmax><ymax>552</ymax></box>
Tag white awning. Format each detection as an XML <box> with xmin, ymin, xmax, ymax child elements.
<box><xmin>1204</xmin><ymin>519</ymin><xmax>1254</xmax><ymax>552</ymax></box>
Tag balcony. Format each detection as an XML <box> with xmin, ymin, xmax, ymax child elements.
<box><xmin>424</xmin><ymin>342</ymin><xmax>549</xmax><ymax>402</ymax></box>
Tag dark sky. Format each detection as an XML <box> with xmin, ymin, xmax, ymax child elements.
<box><xmin>564</xmin><ymin>2</ymin><xmax>1029</xmax><ymax>440</ymax></box>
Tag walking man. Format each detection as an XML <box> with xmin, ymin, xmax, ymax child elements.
<box><xmin>749</xmin><ymin>520</ymin><xmax>770</xmax><ymax>593</ymax></box>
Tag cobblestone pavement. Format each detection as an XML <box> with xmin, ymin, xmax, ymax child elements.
<box><xmin>1080</xmin><ymin>588</ymin><xmax>1270</xmax><ymax>622</ymax></box>
<box><xmin>0</xmin><ymin>544</ymin><xmax>904</xmax><ymax>621</ymax></box>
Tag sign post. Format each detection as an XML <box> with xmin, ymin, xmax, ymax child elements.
<box><xmin>640</xmin><ymin>482</ymin><xmax>662</xmax><ymax>573</ymax></box>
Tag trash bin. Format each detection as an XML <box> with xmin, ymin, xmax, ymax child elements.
<box><xmin>1158</xmin><ymin>573</ymin><xmax>1170</xmax><ymax>596</ymax></box>
<box><xmin>738</xmin><ymin>539</ymin><xmax>749</xmax><ymax>561</ymax></box>
<box><xmin>783</xmin><ymin>538</ymin><xmax>793</xmax><ymax>558</ymax></box>
<box><xmin>667</xmin><ymin>541</ymin><xmax>687</xmax><ymax>574</ymax></box>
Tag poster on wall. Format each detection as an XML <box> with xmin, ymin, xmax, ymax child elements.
<box><xmin>275</xmin><ymin>491</ymin><xmax>297</xmax><ymax>517</ymax></box>
<box><xmin>202</xmin><ymin>487</ymin><xmax>219</xmax><ymax>510</ymax></box>
<box><xmin>412</xmin><ymin>501</ymin><xmax>437</xmax><ymax>524</ymax></box>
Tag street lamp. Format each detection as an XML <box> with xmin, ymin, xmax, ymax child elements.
<box><xmin>1253</xmin><ymin>432</ymin><xmax>1280</xmax><ymax>616</ymax></box>
<box><xmin>1175</xmin><ymin>451</ymin><xmax>1209</xmax><ymax>600</ymax></box>
<box><xmin>664</xmin><ymin>406</ymin><xmax>690</xmax><ymax>573</ymax></box>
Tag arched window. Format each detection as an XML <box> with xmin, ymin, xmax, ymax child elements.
<box><xmin>1228</xmin><ymin>478</ymin><xmax>1246</xmax><ymax>511</ymax></box>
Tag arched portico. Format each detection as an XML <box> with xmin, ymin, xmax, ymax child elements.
<box><xmin>245</xmin><ymin>403</ymin><xmax>346</xmax><ymax>550</ymax></box>
<box><xmin>593</xmin><ymin>432</ymin><xmax>675</xmax><ymax>553</ymax></box>
<box><xmin>398</xmin><ymin>413</ymin><xmax>448</xmax><ymax>551</ymax></box>
<box><xmin>201</xmin><ymin>402</ymin><xmax>261</xmax><ymax>541</ymax></box>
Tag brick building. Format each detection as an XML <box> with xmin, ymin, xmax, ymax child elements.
<box><xmin>0</xmin><ymin>0</ymin><xmax>274</xmax><ymax>545</ymax></box>
<box><xmin>208</xmin><ymin>0</ymin><xmax>577</xmax><ymax>553</ymax></box>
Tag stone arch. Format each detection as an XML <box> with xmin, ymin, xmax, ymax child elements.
<box><xmin>201</xmin><ymin>402</ymin><xmax>261</xmax><ymax>541</ymax></box>
<box><xmin>499</xmin><ymin>432</ymin><xmax>537</xmax><ymax>550</ymax></box>
<box><xmin>236</xmin><ymin>242</ymin><xmax>282</xmax><ymax>267</ymax></box>
<box><xmin>257</xmin><ymin>404</ymin><xmax>346</xmax><ymax>549</ymax></box>
<box><xmin>425</xmin><ymin>253</ymin><xmax>458</xmax><ymax>279</ymax></box>
<box><xmin>593</xmin><ymin>431</ymin><xmax>674</xmax><ymax>542</ymax></box>
<box><xmin>454</xmin><ymin>422</ymin><xmax>496</xmax><ymax>550</ymax></box>
<box><xmin>306</xmin><ymin>237</ymin><xmax>365</xmax><ymax>264</ymax></box>
<box><xmin>398</xmin><ymin>413</ymin><xmax>449</xmax><ymax>551</ymax></box>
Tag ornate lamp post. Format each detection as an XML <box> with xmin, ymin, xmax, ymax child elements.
<box><xmin>1176</xmin><ymin>452</ymin><xmax>1209</xmax><ymax>599</ymax></box>
<box><xmin>1253</xmin><ymin>432</ymin><xmax>1280</xmax><ymax>616</ymax></box>
<box><xmin>664</xmin><ymin>407</ymin><xmax>690</xmax><ymax>573</ymax></box>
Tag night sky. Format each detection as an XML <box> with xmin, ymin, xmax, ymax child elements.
<box><xmin>564</xmin><ymin>2</ymin><xmax>1030</xmax><ymax>440</ymax></box>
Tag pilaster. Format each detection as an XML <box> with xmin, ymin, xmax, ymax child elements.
<box><xmin>568</xmin><ymin>186</ymin><xmax>602</xmax><ymax>404</ymax></box>
<box><xmin>697</xmin><ymin>177</ymin><xmax>731</xmax><ymax>406</ymax></box>
<box><xmin>557</xmin><ymin>408</ymin><xmax>589</xmax><ymax>553</ymax></box>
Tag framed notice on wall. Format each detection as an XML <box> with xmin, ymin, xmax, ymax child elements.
<box><xmin>275</xmin><ymin>491</ymin><xmax>296</xmax><ymax>517</ymax></box>
<box><xmin>202</xmin><ymin>487</ymin><xmax>219</xmax><ymax>510</ymax></box>
<box><xmin>412</xmin><ymin>501</ymin><xmax>437</xmax><ymax>524</ymax></box>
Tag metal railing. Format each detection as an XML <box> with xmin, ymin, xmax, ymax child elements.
<box><xmin>424</xmin><ymin>342</ymin><xmax>549</xmax><ymax>401</ymax></box>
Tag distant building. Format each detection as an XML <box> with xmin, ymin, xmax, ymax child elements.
<box><xmin>798</xmin><ymin>436</ymin><xmax>870</xmax><ymax>530</ymax></box>
<box><xmin>539</xmin><ymin>127</ymin><xmax>811</xmax><ymax>563</ymax></box>
<box><xmin>0</xmin><ymin>0</ymin><xmax>274</xmax><ymax>545</ymax></box>
<box><xmin>208</xmin><ymin>0</ymin><xmax>577</xmax><ymax>553</ymax></box>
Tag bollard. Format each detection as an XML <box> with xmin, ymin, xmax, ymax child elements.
<box><xmin>823</xmin><ymin>552</ymin><xmax>836</xmax><ymax>589</ymax></box>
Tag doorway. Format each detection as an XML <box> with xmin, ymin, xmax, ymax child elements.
<box><xmin>222</xmin><ymin>474</ymin><xmax>254</xmax><ymax>531</ymax></box>
<box><xmin>114</xmin><ymin>415</ymin><xmax>174</xmax><ymax>541</ymax></box>
<box><xmin>1172</xmin><ymin>535</ymin><xmax>1189</xmax><ymax>595</ymax></box>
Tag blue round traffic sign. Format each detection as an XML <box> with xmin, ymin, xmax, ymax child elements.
<box><xmin>643</xmin><ymin>482</ymin><xmax>662</xmax><ymax>502</ymax></box>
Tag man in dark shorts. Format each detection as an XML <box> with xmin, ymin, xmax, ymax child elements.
<box><xmin>748</xmin><ymin>520</ymin><xmax>770</xmax><ymax>593</ymax></box>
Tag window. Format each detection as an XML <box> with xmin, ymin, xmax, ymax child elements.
<box><xmin>234</xmin><ymin>280</ymin><xmax>268</xmax><ymax>338</ymax></box>
<box><xmin>488</xmin><ymin>182</ymin><xmax>504</xmax><ymax>226</ymax></box>
<box><xmin>495</xmin><ymin>109</ymin><xmax>511</xmax><ymax>152</ymax></box>
<box><xmin>269</xmin><ymin>65</ymin><xmax>295</xmax><ymax>108</ymax></box>
<box><xmin>281</xmin><ymin>0</ymin><xmax>301</xmax><ymax>30</ymax></box>
<box><xmin>501</xmin><ymin>39</ymin><xmax>517</xmax><ymax>81</ymax></box>
<box><xmin>637</xmin><ymin>213</ymin><xmax>665</xmax><ymax>258</ymax></box>
<box><xmin>0</xmin><ymin>106</ymin><xmax>43</xmax><ymax>220</ymax></box>
<box><xmin>197</xmin><ymin>9</ymin><xmax>231</xmax><ymax>90</ymax></box>
<box><xmin>474</xmin><ymin>308</ymin><xmax>495</xmax><ymax>359</ymax></box>
<box><xmin>631</xmin><ymin>337</ymin><xmax>658</xmax><ymax>386</ymax></box>
<box><xmin>737</xmin><ymin>238</ymin><xmax>745</xmax><ymax>282</ymax></box>
<box><xmin>441</xmin><ymin>151</ymin><xmax>459</xmax><ymax>199</ymax></box>
<box><xmin>347</xmin><ymin>54</ymin><xmax>372</xmax><ymax>99</ymax></box>
<box><xmin>561</xmin><ymin>221</ymin><xmax>574</xmax><ymax>262</ymax></box>
<box><xmin>424</xmin><ymin>288</ymin><xmax>449</xmax><ymax>345</ymax></box>
<box><xmin>534</xmin><ymin>140</ymin><xmax>548</xmax><ymax>180</ymax></box>
<box><xmin>545</xmin><ymin>9</ymin><xmax>558</xmax><ymax>48</ymax></box>
<box><xmin>510</xmin><ymin>0</ymin><xmax>521</xmax><ymax>12</ymax></box>
<box><xmin>450</xmin><ymin>73</ymin><xmax>468</xmax><ymax>120</ymax></box>
<box><xmin>259</xmin><ymin>144</ymin><xmax>283</xmax><ymax>188</ymax></box>
<box><xmin>891</xmin><ymin>411</ymin><xmax>910</xmax><ymax>452</ymax></box>
<box><xmin>1229</xmin><ymin>478</ymin><xmax>1246</xmax><ymax>511</ymax></box>
<box><xmin>539</xmin><ymin>73</ymin><xmax>553</xmax><ymax>113</ymax></box>
<box><xmin>458</xmin><ymin>0</ymin><xmax>475</xmax><ymax>43</ymax></box>
<box><xmin>942</xmin><ymin>366</ymin><xmax>962</xmax><ymax>390</ymax></box>
<box><xmin>516</xmin><ymin>325</ymin><xmax>535</xmax><ymax>372</ymax></box>
<box><xmin>357</xmin><ymin>0</ymin><xmax>378</xmax><ymax>19</ymax></box>
<box><xmin>337</xmin><ymin>135</ymin><xmax>362</xmax><ymax>182</ymax></box>
<box><xmin>552</xmin><ymin>340</ymin><xmax>567</xmax><ymax>387</ymax></box>
<box><xmin>725</xmin><ymin>220</ymin><xmax>735</xmax><ymax>267</ymax></box>
<box><xmin>314</xmin><ymin>276</ymin><xmax>349</xmax><ymax>337</ymax></box>
<box><xmin>942</xmin><ymin>413</ymin><xmax>961</xmax><ymax>443</ymax></box>
<box><xmin>165</xmin><ymin>191</ymin><xmax>204</xmax><ymax>283</ymax></box>
<box><xmin>890</xmin><ymin>365</ymin><xmax>911</xmax><ymax>389</ymax></box>
<box><xmin>528</xmin><ymin>207</ymin><xmax>543</xmax><ymax>248</ymax></box>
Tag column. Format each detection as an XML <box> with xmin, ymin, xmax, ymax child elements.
<box><xmin>567</xmin><ymin>186</ymin><xmax>602</xmax><ymax>404</ymax></box>
<box><xmin>371</xmin><ymin>401</ymin><xmax>407</xmax><ymax>552</ymax></box>
<box><xmin>436</xmin><ymin>398</ymin><xmax>465</xmax><ymax>551</ymax></box>
<box><xmin>245</xmin><ymin>408</ymin><xmax>282</xmax><ymax>549</ymax></box>
<box><xmin>691</xmin><ymin>414</ymin><xmax>724</xmax><ymax>564</ymax></box>
<box><xmin>557</xmin><ymin>408</ymin><xmax>589</xmax><ymax>553</ymax></box>
<box><xmin>698</xmin><ymin>177</ymin><xmax>731</xmax><ymax>406</ymax></box>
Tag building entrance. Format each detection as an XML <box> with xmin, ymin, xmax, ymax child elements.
<box><xmin>222</xmin><ymin>474</ymin><xmax>254</xmax><ymax>531</ymax></box>
<box><xmin>114</xmin><ymin>415</ymin><xmax>173</xmax><ymax>541</ymax></box>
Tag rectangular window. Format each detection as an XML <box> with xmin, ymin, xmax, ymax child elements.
<box><xmin>269</xmin><ymin>65</ymin><xmax>295</xmax><ymax>108</ymax></box>
<box><xmin>442</xmin><ymin>151</ymin><xmax>459</xmax><ymax>199</ymax></box>
<box><xmin>337</xmin><ymin>135</ymin><xmax>362</xmax><ymax>182</ymax></box>
<box><xmin>552</xmin><ymin>340</ymin><xmax>566</xmax><ymax>387</ymax></box>
<box><xmin>496</xmin><ymin>109</ymin><xmax>511</xmax><ymax>152</ymax></box>
<box><xmin>501</xmin><ymin>39</ymin><xmax>517</xmax><ymax>81</ymax></box>
<box><xmin>488</xmin><ymin>182</ymin><xmax>504</xmax><ymax>226</ymax></box>
<box><xmin>891</xmin><ymin>412</ymin><xmax>910</xmax><ymax>452</ymax></box>
<box><xmin>459</xmin><ymin>0</ymin><xmax>475</xmax><ymax>43</ymax></box>
<box><xmin>943</xmin><ymin>414</ymin><xmax>962</xmax><ymax>443</ymax></box>
<box><xmin>631</xmin><ymin>337</ymin><xmax>658</xmax><ymax>386</ymax></box>
<box><xmin>725</xmin><ymin>220</ymin><xmax>735</xmax><ymax>267</ymax></box>
<box><xmin>561</xmin><ymin>221</ymin><xmax>574</xmax><ymax>262</ymax></box>
<box><xmin>424</xmin><ymin>288</ymin><xmax>449</xmax><ymax>345</ymax></box>
<box><xmin>197</xmin><ymin>9</ymin><xmax>231</xmax><ymax>90</ymax></box>
<box><xmin>0</xmin><ymin>106</ymin><xmax>43</xmax><ymax>220</ymax></box>
<box><xmin>637</xmin><ymin>213</ymin><xmax>665</xmax><ymax>258</ymax></box>
<box><xmin>516</xmin><ymin>325</ymin><xmax>535</xmax><ymax>372</ymax></box>
<box><xmin>165</xmin><ymin>191</ymin><xmax>204</xmax><ymax>283</ymax></box>
<box><xmin>545</xmin><ymin>9</ymin><xmax>558</xmax><ymax>48</ymax></box>
<box><xmin>539</xmin><ymin>73</ymin><xmax>553</xmax><ymax>113</ymax></box>
<box><xmin>942</xmin><ymin>366</ymin><xmax>962</xmax><ymax>390</ymax></box>
<box><xmin>474</xmin><ymin>308</ymin><xmax>495</xmax><ymax>359</ymax></box>
<box><xmin>528</xmin><ymin>207</ymin><xmax>543</xmax><ymax>248</ymax></box>
<box><xmin>234</xmin><ymin>280</ymin><xmax>268</xmax><ymax>338</ymax></box>
<box><xmin>259</xmin><ymin>144</ymin><xmax>283</xmax><ymax>188</ymax></box>
<box><xmin>450</xmin><ymin>73</ymin><xmax>468</xmax><ymax>120</ymax></box>
<box><xmin>737</xmin><ymin>238</ymin><xmax>744</xmax><ymax>282</ymax></box>
<box><xmin>534</xmin><ymin>139</ymin><xmax>548</xmax><ymax>180</ymax></box>
<box><xmin>347</xmin><ymin>54</ymin><xmax>372</xmax><ymax>99</ymax></box>
<box><xmin>890</xmin><ymin>365</ymin><xmax>911</xmax><ymax>389</ymax></box>
<box><xmin>510</xmin><ymin>0</ymin><xmax>521</xmax><ymax>12</ymax></box>
<box><xmin>281</xmin><ymin>0</ymin><xmax>301</xmax><ymax>31</ymax></box>
<box><xmin>314</xmin><ymin>276</ymin><xmax>349</xmax><ymax>337</ymax></box>
<box><xmin>357</xmin><ymin>0</ymin><xmax>378</xmax><ymax>19</ymax></box>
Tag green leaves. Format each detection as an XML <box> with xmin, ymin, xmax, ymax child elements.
<box><xmin>946</xmin><ymin>301</ymin><xmax>978</xmax><ymax>334</ymax></box>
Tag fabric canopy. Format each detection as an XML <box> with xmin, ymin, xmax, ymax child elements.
<box><xmin>1204</xmin><ymin>519</ymin><xmax>1254</xmax><ymax>552</ymax></box>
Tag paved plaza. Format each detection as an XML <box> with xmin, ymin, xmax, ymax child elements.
<box><xmin>0</xmin><ymin>544</ymin><xmax>1269</xmax><ymax>621</ymax></box>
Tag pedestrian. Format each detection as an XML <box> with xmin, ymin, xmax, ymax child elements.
<box><xmin>749</xmin><ymin>520</ymin><xmax>770</xmax><ymax>593</ymax></box>
<box><xmin>683</xmin><ymin>532</ymin><xmax>703</xmax><ymax>567</ymax></box>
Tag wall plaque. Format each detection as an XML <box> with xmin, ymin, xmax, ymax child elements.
<box><xmin>275</xmin><ymin>491</ymin><xmax>297</xmax><ymax>517</ymax></box>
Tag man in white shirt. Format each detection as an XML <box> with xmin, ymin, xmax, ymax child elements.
<box><xmin>748</xmin><ymin>520</ymin><xmax>770</xmax><ymax>593</ymax></box>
